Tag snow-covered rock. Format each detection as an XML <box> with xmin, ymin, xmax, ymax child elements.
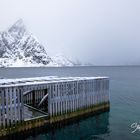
<box><xmin>0</xmin><ymin>19</ymin><xmax>75</xmax><ymax>67</ymax></box>
<box><xmin>49</xmin><ymin>53</ymin><xmax>74</xmax><ymax>66</ymax></box>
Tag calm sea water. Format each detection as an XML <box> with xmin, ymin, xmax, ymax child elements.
<box><xmin>1</xmin><ymin>66</ymin><xmax>140</xmax><ymax>140</ymax></box>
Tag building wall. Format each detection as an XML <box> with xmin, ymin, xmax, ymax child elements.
<box><xmin>0</xmin><ymin>78</ymin><xmax>109</xmax><ymax>128</ymax></box>
<box><xmin>48</xmin><ymin>78</ymin><xmax>109</xmax><ymax>117</ymax></box>
<box><xmin>0</xmin><ymin>87</ymin><xmax>24</xmax><ymax>129</ymax></box>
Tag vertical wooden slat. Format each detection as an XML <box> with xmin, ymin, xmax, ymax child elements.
<box><xmin>0</xmin><ymin>89</ymin><xmax>2</xmax><ymax>127</ymax></box>
<box><xmin>1</xmin><ymin>89</ymin><xmax>5</xmax><ymax>128</ymax></box>
<box><xmin>9</xmin><ymin>87</ymin><xmax>13</xmax><ymax>125</ymax></box>
<box><xmin>5</xmin><ymin>88</ymin><xmax>9</xmax><ymax>127</ymax></box>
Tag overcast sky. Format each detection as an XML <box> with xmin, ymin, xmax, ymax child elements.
<box><xmin>0</xmin><ymin>0</ymin><xmax>140</xmax><ymax>65</ymax></box>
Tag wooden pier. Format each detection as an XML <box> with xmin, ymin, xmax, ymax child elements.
<box><xmin>0</xmin><ymin>76</ymin><xmax>110</xmax><ymax>136</ymax></box>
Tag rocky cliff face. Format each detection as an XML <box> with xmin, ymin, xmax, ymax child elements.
<box><xmin>0</xmin><ymin>19</ymin><xmax>78</xmax><ymax>67</ymax></box>
<box><xmin>0</xmin><ymin>19</ymin><xmax>53</xmax><ymax>67</ymax></box>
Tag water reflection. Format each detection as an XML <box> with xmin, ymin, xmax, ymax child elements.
<box><xmin>3</xmin><ymin>112</ymin><xmax>110</xmax><ymax>140</ymax></box>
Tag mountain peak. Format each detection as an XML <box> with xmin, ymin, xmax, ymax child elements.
<box><xmin>8</xmin><ymin>19</ymin><xmax>27</xmax><ymax>39</ymax></box>
<box><xmin>14</xmin><ymin>19</ymin><xmax>24</xmax><ymax>27</ymax></box>
<box><xmin>9</xmin><ymin>19</ymin><xmax>25</xmax><ymax>30</ymax></box>
<box><xmin>0</xmin><ymin>19</ymin><xmax>76</xmax><ymax>67</ymax></box>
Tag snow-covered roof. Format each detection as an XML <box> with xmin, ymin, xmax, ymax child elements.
<box><xmin>0</xmin><ymin>76</ymin><xmax>109</xmax><ymax>88</ymax></box>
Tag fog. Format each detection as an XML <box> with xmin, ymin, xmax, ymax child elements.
<box><xmin>0</xmin><ymin>0</ymin><xmax>140</xmax><ymax>65</ymax></box>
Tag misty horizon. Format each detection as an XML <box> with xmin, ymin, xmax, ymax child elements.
<box><xmin>0</xmin><ymin>0</ymin><xmax>140</xmax><ymax>66</ymax></box>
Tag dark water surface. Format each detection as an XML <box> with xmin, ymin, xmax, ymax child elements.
<box><xmin>0</xmin><ymin>66</ymin><xmax>140</xmax><ymax>140</ymax></box>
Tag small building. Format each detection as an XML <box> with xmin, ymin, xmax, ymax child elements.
<box><xmin>0</xmin><ymin>76</ymin><xmax>109</xmax><ymax>136</ymax></box>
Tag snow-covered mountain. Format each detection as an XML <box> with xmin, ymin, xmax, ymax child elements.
<box><xmin>49</xmin><ymin>53</ymin><xmax>74</xmax><ymax>66</ymax></box>
<box><xmin>0</xmin><ymin>19</ymin><xmax>75</xmax><ymax>67</ymax></box>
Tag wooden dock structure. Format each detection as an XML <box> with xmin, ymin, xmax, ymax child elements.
<box><xmin>0</xmin><ymin>76</ymin><xmax>110</xmax><ymax>136</ymax></box>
